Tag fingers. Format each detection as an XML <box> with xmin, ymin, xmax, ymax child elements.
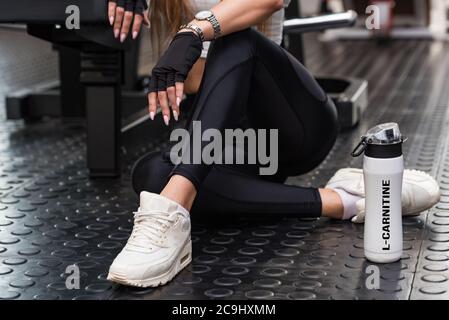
<box><xmin>142</xmin><ymin>9</ymin><xmax>150</xmax><ymax>27</ymax></box>
<box><xmin>113</xmin><ymin>0</ymin><xmax>131</xmax><ymax>41</ymax></box>
<box><xmin>148</xmin><ymin>92</ymin><xmax>157</xmax><ymax>121</ymax></box>
<box><xmin>111</xmin><ymin>0</ymin><xmax>145</xmax><ymax>41</ymax></box>
<box><xmin>166</xmin><ymin>86</ymin><xmax>179</xmax><ymax>121</ymax></box>
<box><xmin>108</xmin><ymin>1</ymin><xmax>117</xmax><ymax>26</ymax></box>
<box><xmin>113</xmin><ymin>6</ymin><xmax>125</xmax><ymax>39</ymax></box>
<box><xmin>175</xmin><ymin>82</ymin><xmax>184</xmax><ymax>121</ymax></box>
<box><xmin>175</xmin><ymin>82</ymin><xmax>184</xmax><ymax>108</ymax></box>
<box><xmin>148</xmin><ymin>91</ymin><xmax>174</xmax><ymax>125</ymax></box>
<box><xmin>158</xmin><ymin>91</ymin><xmax>171</xmax><ymax>126</ymax></box>
<box><xmin>132</xmin><ymin>14</ymin><xmax>143</xmax><ymax>39</ymax></box>
<box><xmin>148</xmin><ymin>75</ymin><xmax>184</xmax><ymax>125</ymax></box>
<box><xmin>120</xmin><ymin>11</ymin><xmax>134</xmax><ymax>42</ymax></box>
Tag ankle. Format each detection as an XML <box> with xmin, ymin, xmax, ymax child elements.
<box><xmin>319</xmin><ymin>188</ymin><xmax>344</xmax><ymax>219</ymax></box>
<box><xmin>332</xmin><ymin>188</ymin><xmax>362</xmax><ymax>220</ymax></box>
<box><xmin>160</xmin><ymin>191</ymin><xmax>195</xmax><ymax>212</ymax></box>
<box><xmin>160</xmin><ymin>175</ymin><xmax>197</xmax><ymax>211</ymax></box>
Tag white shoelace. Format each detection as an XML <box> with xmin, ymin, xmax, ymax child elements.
<box><xmin>127</xmin><ymin>210</ymin><xmax>176</xmax><ymax>249</ymax></box>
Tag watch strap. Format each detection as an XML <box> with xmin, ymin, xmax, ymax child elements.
<box><xmin>206</xmin><ymin>13</ymin><xmax>222</xmax><ymax>39</ymax></box>
<box><xmin>179</xmin><ymin>24</ymin><xmax>205</xmax><ymax>42</ymax></box>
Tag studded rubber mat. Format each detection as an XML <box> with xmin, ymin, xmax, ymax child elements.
<box><xmin>1</xmin><ymin>29</ymin><xmax>449</xmax><ymax>300</ymax></box>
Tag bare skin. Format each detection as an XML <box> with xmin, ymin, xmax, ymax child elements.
<box><xmin>108</xmin><ymin>0</ymin><xmax>345</xmax><ymax>220</ymax></box>
<box><xmin>108</xmin><ymin>1</ymin><xmax>150</xmax><ymax>41</ymax></box>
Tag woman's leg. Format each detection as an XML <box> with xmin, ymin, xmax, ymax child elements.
<box><xmin>171</xmin><ymin>28</ymin><xmax>338</xmax><ymax>182</ymax></box>
<box><xmin>157</xmin><ymin>29</ymin><xmax>338</xmax><ymax>215</ymax></box>
<box><xmin>132</xmin><ymin>152</ymin><xmax>344</xmax><ymax>219</ymax></box>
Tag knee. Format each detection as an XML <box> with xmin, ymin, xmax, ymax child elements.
<box><xmin>131</xmin><ymin>151</ymin><xmax>171</xmax><ymax>195</ymax></box>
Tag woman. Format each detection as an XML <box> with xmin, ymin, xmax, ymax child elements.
<box><xmin>106</xmin><ymin>0</ymin><xmax>440</xmax><ymax>288</ymax></box>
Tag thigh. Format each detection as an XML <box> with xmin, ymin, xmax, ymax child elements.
<box><xmin>247</xmin><ymin>31</ymin><xmax>339</xmax><ymax>176</ymax></box>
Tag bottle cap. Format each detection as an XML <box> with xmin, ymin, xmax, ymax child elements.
<box><xmin>351</xmin><ymin>123</ymin><xmax>406</xmax><ymax>157</ymax></box>
<box><xmin>365</xmin><ymin>123</ymin><xmax>403</xmax><ymax>145</ymax></box>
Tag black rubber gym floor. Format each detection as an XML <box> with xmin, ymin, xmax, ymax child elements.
<box><xmin>1</xmin><ymin>29</ymin><xmax>449</xmax><ymax>300</ymax></box>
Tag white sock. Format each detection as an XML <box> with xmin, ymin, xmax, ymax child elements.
<box><xmin>333</xmin><ymin>188</ymin><xmax>363</xmax><ymax>220</ymax></box>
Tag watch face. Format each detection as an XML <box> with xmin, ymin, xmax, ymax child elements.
<box><xmin>195</xmin><ymin>10</ymin><xmax>213</xmax><ymax>20</ymax></box>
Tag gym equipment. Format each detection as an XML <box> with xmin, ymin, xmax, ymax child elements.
<box><xmin>0</xmin><ymin>0</ymin><xmax>159</xmax><ymax>177</ymax></box>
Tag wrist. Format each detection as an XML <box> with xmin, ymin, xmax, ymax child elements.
<box><xmin>178</xmin><ymin>20</ymin><xmax>215</xmax><ymax>42</ymax></box>
<box><xmin>178</xmin><ymin>28</ymin><xmax>197</xmax><ymax>36</ymax></box>
<box><xmin>178</xmin><ymin>21</ymin><xmax>214</xmax><ymax>42</ymax></box>
<box><xmin>193</xmin><ymin>10</ymin><xmax>222</xmax><ymax>39</ymax></box>
<box><xmin>178</xmin><ymin>24</ymin><xmax>205</xmax><ymax>42</ymax></box>
<box><xmin>192</xmin><ymin>20</ymin><xmax>215</xmax><ymax>41</ymax></box>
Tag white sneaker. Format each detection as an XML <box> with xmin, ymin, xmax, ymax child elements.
<box><xmin>107</xmin><ymin>192</ymin><xmax>192</xmax><ymax>287</ymax></box>
<box><xmin>326</xmin><ymin>168</ymin><xmax>441</xmax><ymax>224</ymax></box>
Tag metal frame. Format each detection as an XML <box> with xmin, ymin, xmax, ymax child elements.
<box><xmin>3</xmin><ymin>24</ymin><xmax>150</xmax><ymax>177</ymax></box>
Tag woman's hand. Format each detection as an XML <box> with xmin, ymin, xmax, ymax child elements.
<box><xmin>108</xmin><ymin>0</ymin><xmax>150</xmax><ymax>42</ymax></box>
<box><xmin>148</xmin><ymin>32</ymin><xmax>203</xmax><ymax>125</ymax></box>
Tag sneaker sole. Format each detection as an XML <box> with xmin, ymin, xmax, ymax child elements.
<box><xmin>107</xmin><ymin>240</ymin><xmax>192</xmax><ymax>288</ymax></box>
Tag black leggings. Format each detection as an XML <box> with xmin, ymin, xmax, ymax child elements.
<box><xmin>132</xmin><ymin>28</ymin><xmax>339</xmax><ymax>217</ymax></box>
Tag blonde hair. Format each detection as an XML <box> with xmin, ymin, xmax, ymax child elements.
<box><xmin>149</xmin><ymin>0</ymin><xmax>270</xmax><ymax>56</ymax></box>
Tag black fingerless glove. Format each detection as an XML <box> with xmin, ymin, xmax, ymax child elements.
<box><xmin>116</xmin><ymin>0</ymin><xmax>148</xmax><ymax>15</ymax></box>
<box><xmin>148</xmin><ymin>32</ymin><xmax>203</xmax><ymax>93</ymax></box>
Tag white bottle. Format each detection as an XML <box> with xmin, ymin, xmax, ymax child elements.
<box><xmin>352</xmin><ymin>123</ymin><xmax>406</xmax><ymax>263</ymax></box>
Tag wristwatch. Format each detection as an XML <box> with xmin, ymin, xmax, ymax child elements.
<box><xmin>194</xmin><ymin>10</ymin><xmax>222</xmax><ymax>39</ymax></box>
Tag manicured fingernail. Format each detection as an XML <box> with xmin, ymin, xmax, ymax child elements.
<box><xmin>149</xmin><ymin>111</ymin><xmax>155</xmax><ymax>120</ymax></box>
<box><xmin>163</xmin><ymin>115</ymin><xmax>169</xmax><ymax>126</ymax></box>
<box><xmin>173</xmin><ymin>111</ymin><xmax>179</xmax><ymax>122</ymax></box>
<box><xmin>114</xmin><ymin>29</ymin><xmax>120</xmax><ymax>38</ymax></box>
<box><xmin>109</xmin><ymin>16</ymin><xmax>114</xmax><ymax>26</ymax></box>
<box><xmin>176</xmin><ymin>97</ymin><xmax>181</xmax><ymax>107</ymax></box>
<box><xmin>132</xmin><ymin>31</ymin><xmax>138</xmax><ymax>39</ymax></box>
<box><xmin>120</xmin><ymin>33</ymin><xmax>127</xmax><ymax>43</ymax></box>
